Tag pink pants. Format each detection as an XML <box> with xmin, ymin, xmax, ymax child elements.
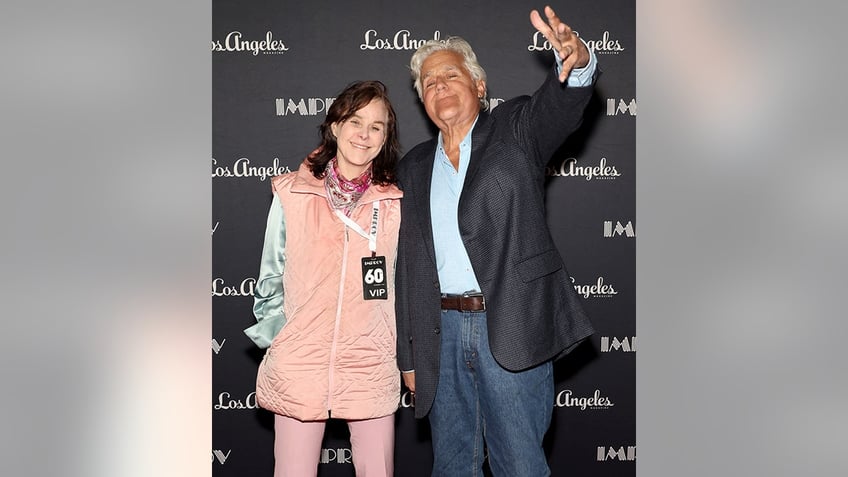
<box><xmin>273</xmin><ymin>414</ymin><xmax>394</xmax><ymax>477</ymax></box>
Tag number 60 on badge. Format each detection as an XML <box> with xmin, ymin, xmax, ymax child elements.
<box><xmin>362</xmin><ymin>256</ymin><xmax>388</xmax><ymax>300</ymax></box>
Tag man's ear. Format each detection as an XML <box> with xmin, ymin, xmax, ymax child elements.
<box><xmin>476</xmin><ymin>80</ymin><xmax>487</xmax><ymax>99</ymax></box>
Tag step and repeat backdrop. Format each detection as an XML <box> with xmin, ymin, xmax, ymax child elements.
<box><xmin>213</xmin><ymin>0</ymin><xmax>634</xmax><ymax>475</ymax></box>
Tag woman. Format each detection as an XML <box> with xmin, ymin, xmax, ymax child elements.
<box><xmin>244</xmin><ymin>80</ymin><xmax>402</xmax><ymax>477</ymax></box>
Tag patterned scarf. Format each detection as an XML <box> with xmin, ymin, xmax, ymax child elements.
<box><xmin>324</xmin><ymin>157</ymin><xmax>373</xmax><ymax>217</ymax></box>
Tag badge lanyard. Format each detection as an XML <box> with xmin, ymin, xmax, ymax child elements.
<box><xmin>334</xmin><ymin>201</ymin><xmax>388</xmax><ymax>300</ymax></box>
<box><xmin>334</xmin><ymin>201</ymin><xmax>380</xmax><ymax>256</ymax></box>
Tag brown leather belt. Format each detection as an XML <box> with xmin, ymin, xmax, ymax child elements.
<box><xmin>440</xmin><ymin>294</ymin><xmax>486</xmax><ymax>312</ymax></box>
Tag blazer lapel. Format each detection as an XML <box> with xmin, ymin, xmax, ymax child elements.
<box><xmin>460</xmin><ymin>111</ymin><xmax>492</xmax><ymax>206</ymax></box>
<box><xmin>407</xmin><ymin>141</ymin><xmax>438</xmax><ymax>267</ymax></box>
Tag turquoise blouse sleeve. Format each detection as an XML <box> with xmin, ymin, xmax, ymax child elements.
<box><xmin>244</xmin><ymin>194</ymin><xmax>287</xmax><ymax>348</ymax></box>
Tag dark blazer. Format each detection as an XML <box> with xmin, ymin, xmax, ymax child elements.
<box><xmin>395</xmin><ymin>68</ymin><xmax>597</xmax><ymax>418</ymax></box>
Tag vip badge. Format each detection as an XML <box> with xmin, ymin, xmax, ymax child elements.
<box><xmin>362</xmin><ymin>256</ymin><xmax>388</xmax><ymax>300</ymax></box>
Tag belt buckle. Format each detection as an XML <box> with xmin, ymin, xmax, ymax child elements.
<box><xmin>462</xmin><ymin>292</ymin><xmax>485</xmax><ymax>312</ymax></box>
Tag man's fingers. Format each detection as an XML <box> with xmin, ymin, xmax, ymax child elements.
<box><xmin>559</xmin><ymin>55</ymin><xmax>575</xmax><ymax>83</ymax></box>
<box><xmin>532</xmin><ymin>4</ymin><xmax>585</xmax><ymax>80</ymax></box>
<box><xmin>547</xmin><ymin>5</ymin><xmax>573</xmax><ymax>39</ymax></box>
<box><xmin>402</xmin><ymin>371</ymin><xmax>416</xmax><ymax>393</ymax></box>
<box><xmin>531</xmin><ymin>9</ymin><xmax>563</xmax><ymax>50</ymax></box>
<box><xmin>529</xmin><ymin>9</ymin><xmax>553</xmax><ymax>37</ymax></box>
<box><xmin>545</xmin><ymin>5</ymin><xmax>561</xmax><ymax>29</ymax></box>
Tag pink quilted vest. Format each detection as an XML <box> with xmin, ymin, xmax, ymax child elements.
<box><xmin>256</xmin><ymin>165</ymin><xmax>403</xmax><ymax>421</ymax></box>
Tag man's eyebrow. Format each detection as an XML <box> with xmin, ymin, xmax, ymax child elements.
<box><xmin>422</xmin><ymin>64</ymin><xmax>457</xmax><ymax>79</ymax></box>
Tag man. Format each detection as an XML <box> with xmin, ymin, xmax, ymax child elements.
<box><xmin>395</xmin><ymin>5</ymin><xmax>597</xmax><ymax>476</ymax></box>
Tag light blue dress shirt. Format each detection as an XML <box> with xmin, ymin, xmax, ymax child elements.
<box><xmin>430</xmin><ymin>40</ymin><xmax>597</xmax><ymax>294</ymax></box>
<box><xmin>430</xmin><ymin>118</ymin><xmax>481</xmax><ymax>294</ymax></box>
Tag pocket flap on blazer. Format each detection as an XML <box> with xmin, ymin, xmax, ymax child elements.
<box><xmin>517</xmin><ymin>250</ymin><xmax>563</xmax><ymax>283</ymax></box>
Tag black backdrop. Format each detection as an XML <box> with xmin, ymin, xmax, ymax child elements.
<box><xmin>213</xmin><ymin>1</ymin><xmax>634</xmax><ymax>475</ymax></box>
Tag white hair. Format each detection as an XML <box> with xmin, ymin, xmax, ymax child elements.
<box><xmin>409</xmin><ymin>36</ymin><xmax>488</xmax><ymax>110</ymax></box>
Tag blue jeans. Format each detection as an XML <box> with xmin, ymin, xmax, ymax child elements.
<box><xmin>429</xmin><ymin>310</ymin><xmax>554</xmax><ymax>477</ymax></box>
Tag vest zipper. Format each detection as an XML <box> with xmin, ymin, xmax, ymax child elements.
<box><xmin>327</xmin><ymin>226</ymin><xmax>349</xmax><ymax>415</ymax></box>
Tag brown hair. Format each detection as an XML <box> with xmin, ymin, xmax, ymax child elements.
<box><xmin>306</xmin><ymin>80</ymin><xmax>400</xmax><ymax>185</ymax></box>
